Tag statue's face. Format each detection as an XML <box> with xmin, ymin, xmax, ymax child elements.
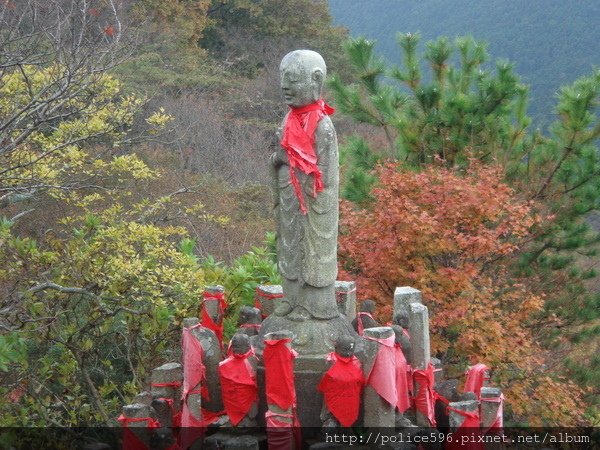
<box><xmin>280</xmin><ymin>62</ymin><xmax>320</xmax><ymax>108</ymax></box>
<box><xmin>230</xmin><ymin>333</ymin><xmax>251</xmax><ymax>355</ymax></box>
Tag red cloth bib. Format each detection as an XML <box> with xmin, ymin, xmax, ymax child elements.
<box><xmin>280</xmin><ymin>99</ymin><xmax>335</xmax><ymax>214</ymax></box>
<box><xmin>464</xmin><ymin>363</ymin><xmax>490</xmax><ymax>398</ymax></box>
<box><xmin>118</xmin><ymin>415</ymin><xmax>159</xmax><ymax>450</ymax></box>
<box><xmin>413</xmin><ymin>363</ymin><xmax>436</xmax><ymax>426</ymax></box>
<box><xmin>179</xmin><ymin>323</ymin><xmax>206</xmax><ymax>450</ymax></box>
<box><xmin>364</xmin><ymin>334</ymin><xmax>397</xmax><ymax>407</ymax></box>
<box><xmin>200</xmin><ymin>291</ymin><xmax>226</xmax><ymax>347</ymax></box>
<box><xmin>218</xmin><ymin>350</ymin><xmax>258</xmax><ymax>426</ymax></box>
<box><xmin>445</xmin><ymin>406</ymin><xmax>485</xmax><ymax>450</ymax></box>
<box><xmin>394</xmin><ymin>343</ymin><xmax>412</xmax><ymax>413</ymax></box>
<box><xmin>317</xmin><ymin>353</ymin><xmax>364</xmax><ymax>427</ymax></box>
<box><xmin>263</xmin><ymin>338</ymin><xmax>297</xmax><ymax>411</ymax></box>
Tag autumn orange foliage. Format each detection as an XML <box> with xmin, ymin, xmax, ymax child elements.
<box><xmin>339</xmin><ymin>161</ymin><xmax>585</xmax><ymax>425</ymax></box>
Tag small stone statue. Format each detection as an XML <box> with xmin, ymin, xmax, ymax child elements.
<box><xmin>271</xmin><ymin>49</ymin><xmax>339</xmax><ymax>321</ymax></box>
<box><xmin>219</xmin><ymin>334</ymin><xmax>258</xmax><ymax>427</ymax></box>
<box><xmin>236</xmin><ymin>306</ymin><xmax>262</xmax><ymax>337</ymax></box>
<box><xmin>392</xmin><ymin>313</ymin><xmax>412</xmax><ymax>362</ymax></box>
<box><xmin>351</xmin><ymin>300</ymin><xmax>379</xmax><ymax>334</ymax></box>
<box><xmin>318</xmin><ymin>336</ymin><xmax>364</xmax><ymax>428</ymax></box>
<box><xmin>393</xmin><ymin>311</ymin><xmax>409</xmax><ymax>329</ymax></box>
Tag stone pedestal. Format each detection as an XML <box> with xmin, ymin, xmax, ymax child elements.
<box><xmin>255</xmin><ymin>311</ymin><xmax>357</xmax><ymax>429</ymax></box>
<box><xmin>133</xmin><ymin>391</ymin><xmax>152</xmax><ymax>406</ymax></box>
<box><xmin>150</xmin><ymin>362</ymin><xmax>182</xmax><ymax>429</ymax></box>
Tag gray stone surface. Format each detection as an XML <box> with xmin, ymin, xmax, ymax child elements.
<box><xmin>480</xmin><ymin>387</ymin><xmax>503</xmax><ymax>430</ymax></box>
<box><xmin>204</xmin><ymin>285</ymin><xmax>225</xmax><ymax>322</ymax></box>
<box><xmin>362</xmin><ymin>327</ymin><xmax>395</xmax><ymax>428</ymax></box>
<box><xmin>151</xmin><ymin>363</ymin><xmax>182</xmax><ymax>408</ymax></box>
<box><xmin>434</xmin><ymin>379</ymin><xmax>458</xmax><ymax>430</ymax></box>
<box><xmin>122</xmin><ymin>403</ymin><xmax>155</xmax><ymax>425</ymax></box>
<box><xmin>408</xmin><ymin>303</ymin><xmax>430</xmax><ymax>369</ymax></box>
<box><xmin>434</xmin><ymin>379</ymin><xmax>459</xmax><ymax>402</ymax></box>
<box><xmin>237</xmin><ymin>306</ymin><xmax>262</xmax><ymax>337</ymax></box>
<box><xmin>335</xmin><ymin>280</ymin><xmax>356</xmax><ymax>321</ymax></box>
<box><xmin>351</xmin><ymin>300</ymin><xmax>380</xmax><ymax>334</ymax></box>
<box><xmin>183</xmin><ymin>317</ymin><xmax>223</xmax><ymax>412</ymax></box>
<box><xmin>222</xmin><ymin>435</ymin><xmax>260</xmax><ymax>450</ymax></box>
<box><xmin>448</xmin><ymin>400</ymin><xmax>479</xmax><ymax>430</ymax></box>
<box><xmin>151</xmin><ymin>397</ymin><xmax>173</xmax><ymax>428</ymax></box>
<box><xmin>257</xmin><ymin>313</ymin><xmax>356</xmax><ymax>356</ymax></box>
<box><xmin>120</xmin><ymin>403</ymin><xmax>155</xmax><ymax>449</ymax></box>
<box><xmin>255</xmin><ymin>284</ymin><xmax>283</xmax><ymax>318</ymax></box>
<box><xmin>203</xmin><ymin>432</ymin><xmax>235</xmax><ymax>450</ymax></box>
<box><xmin>133</xmin><ymin>391</ymin><xmax>152</xmax><ymax>406</ymax></box>
<box><xmin>408</xmin><ymin>303</ymin><xmax>431</xmax><ymax>427</ymax></box>
<box><xmin>271</xmin><ymin>49</ymin><xmax>339</xmax><ymax>322</ymax></box>
<box><xmin>431</xmin><ymin>357</ymin><xmax>443</xmax><ymax>383</ymax></box>
<box><xmin>394</xmin><ymin>287</ymin><xmax>422</xmax><ymax>326</ymax></box>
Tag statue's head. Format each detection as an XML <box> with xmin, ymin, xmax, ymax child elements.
<box><xmin>359</xmin><ymin>299</ymin><xmax>376</xmax><ymax>314</ymax></box>
<box><xmin>238</xmin><ymin>306</ymin><xmax>262</xmax><ymax>325</ymax></box>
<box><xmin>334</xmin><ymin>335</ymin><xmax>356</xmax><ymax>358</ymax></box>
<box><xmin>393</xmin><ymin>311</ymin><xmax>409</xmax><ymax>329</ymax></box>
<box><xmin>280</xmin><ymin>49</ymin><xmax>327</xmax><ymax>108</ymax></box>
<box><xmin>230</xmin><ymin>333</ymin><xmax>251</xmax><ymax>355</ymax></box>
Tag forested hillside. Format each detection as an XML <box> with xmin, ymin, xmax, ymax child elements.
<box><xmin>328</xmin><ymin>0</ymin><xmax>600</xmax><ymax>126</ymax></box>
<box><xmin>2</xmin><ymin>0</ymin><xmax>600</xmax><ymax>431</ymax></box>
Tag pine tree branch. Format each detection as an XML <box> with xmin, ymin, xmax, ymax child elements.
<box><xmin>532</xmin><ymin>132</ymin><xmax>577</xmax><ymax>200</ymax></box>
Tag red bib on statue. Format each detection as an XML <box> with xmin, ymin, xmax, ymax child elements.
<box><xmin>317</xmin><ymin>353</ymin><xmax>364</xmax><ymax>427</ymax></box>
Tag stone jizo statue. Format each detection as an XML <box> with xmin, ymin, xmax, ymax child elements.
<box><xmin>352</xmin><ymin>299</ymin><xmax>379</xmax><ymax>334</ymax></box>
<box><xmin>271</xmin><ymin>49</ymin><xmax>339</xmax><ymax>322</ymax></box>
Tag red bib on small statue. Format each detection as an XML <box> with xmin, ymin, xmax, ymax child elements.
<box><xmin>218</xmin><ymin>350</ymin><xmax>258</xmax><ymax>426</ymax></box>
<box><xmin>263</xmin><ymin>338</ymin><xmax>297</xmax><ymax>410</ymax></box>
<box><xmin>280</xmin><ymin>99</ymin><xmax>335</xmax><ymax>214</ymax></box>
<box><xmin>317</xmin><ymin>353</ymin><xmax>364</xmax><ymax>427</ymax></box>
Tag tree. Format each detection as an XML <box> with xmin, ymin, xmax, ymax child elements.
<box><xmin>0</xmin><ymin>0</ymin><xmax>148</xmax><ymax>210</ymax></box>
<box><xmin>330</xmin><ymin>35</ymin><xmax>600</xmax><ymax>414</ymax></box>
<box><xmin>338</xmin><ymin>160</ymin><xmax>584</xmax><ymax>425</ymax></box>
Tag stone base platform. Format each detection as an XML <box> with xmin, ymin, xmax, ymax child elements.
<box><xmin>252</xmin><ymin>313</ymin><xmax>364</xmax><ymax>429</ymax></box>
<box><xmin>253</xmin><ymin>313</ymin><xmax>357</xmax><ymax>356</ymax></box>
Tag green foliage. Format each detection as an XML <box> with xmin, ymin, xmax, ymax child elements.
<box><xmin>201</xmin><ymin>233</ymin><xmax>280</xmax><ymax>340</ymax></box>
<box><xmin>0</xmin><ymin>208</ymin><xmax>207</xmax><ymax>425</ymax></box>
<box><xmin>330</xmin><ymin>34</ymin><xmax>530</xmax><ymax>170</ymax></box>
<box><xmin>340</xmin><ymin>137</ymin><xmax>379</xmax><ymax>203</ymax></box>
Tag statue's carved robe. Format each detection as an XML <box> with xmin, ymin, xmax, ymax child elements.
<box><xmin>272</xmin><ymin>115</ymin><xmax>339</xmax><ymax>319</ymax></box>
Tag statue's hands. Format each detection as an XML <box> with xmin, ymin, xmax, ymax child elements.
<box><xmin>270</xmin><ymin>148</ymin><xmax>287</xmax><ymax>168</ymax></box>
